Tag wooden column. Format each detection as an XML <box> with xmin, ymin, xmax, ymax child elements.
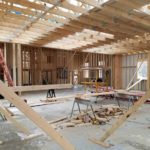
<box><xmin>17</xmin><ymin>44</ymin><xmax>22</xmax><ymax>86</ymax></box>
<box><xmin>113</xmin><ymin>55</ymin><xmax>122</xmax><ymax>89</ymax></box>
<box><xmin>147</xmin><ymin>52</ymin><xmax>150</xmax><ymax>90</ymax></box>
<box><xmin>3</xmin><ymin>43</ymin><xmax>7</xmax><ymax>84</ymax></box>
<box><xmin>12</xmin><ymin>43</ymin><xmax>16</xmax><ymax>86</ymax></box>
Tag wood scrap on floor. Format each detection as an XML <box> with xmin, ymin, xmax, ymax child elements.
<box><xmin>30</xmin><ymin>100</ymin><xmax>65</xmax><ymax>107</ymax></box>
<box><xmin>48</xmin><ymin>116</ymin><xmax>68</xmax><ymax>124</ymax></box>
<box><xmin>41</xmin><ymin>95</ymin><xmax>74</xmax><ymax>103</ymax></box>
<box><xmin>0</xmin><ymin>141</ymin><xmax>3</xmax><ymax>145</ymax></box>
<box><xmin>50</xmin><ymin>105</ymin><xmax>125</xmax><ymax>129</ymax></box>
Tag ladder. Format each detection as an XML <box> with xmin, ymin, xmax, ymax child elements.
<box><xmin>0</xmin><ymin>48</ymin><xmax>14</xmax><ymax>119</ymax></box>
<box><xmin>0</xmin><ymin>48</ymin><xmax>13</xmax><ymax>86</ymax></box>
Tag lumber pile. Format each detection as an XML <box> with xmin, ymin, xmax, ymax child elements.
<box><xmin>70</xmin><ymin>106</ymin><xmax>124</xmax><ymax>125</ymax></box>
<box><xmin>51</xmin><ymin>105</ymin><xmax>125</xmax><ymax>129</ymax></box>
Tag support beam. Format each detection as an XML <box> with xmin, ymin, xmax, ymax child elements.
<box><xmin>17</xmin><ymin>44</ymin><xmax>22</xmax><ymax>86</ymax></box>
<box><xmin>12</xmin><ymin>43</ymin><xmax>16</xmax><ymax>86</ymax></box>
<box><xmin>113</xmin><ymin>55</ymin><xmax>122</xmax><ymax>89</ymax></box>
<box><xmin>3</xmin><ymin>43</ymin><xmax>7</xmax><ymax>84</ymax></box>
<box><xmin>0</xmin><ymin>80</ymin><xmax>75</xmax><ymax>150</ymax></box>
<box><xmin>147</xmin><ymin>52</ymin><xmax>150</xmax><ymax>90</ymax></box>
<box><xmin>11</xmin><ymin>84</ymin><xmax>73</xmax><ymax>92</ymax></box>
<box><xmin>90</xmin><ymin>90</ymin><xmax>150</xmax><ymax>147</ymax></box>
<box><xmin>126</xmin><ymin>79</ymin><xmax>143</xmax><ymax>91</ymax></box>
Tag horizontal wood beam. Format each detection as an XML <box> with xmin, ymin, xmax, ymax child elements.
<box><xmin>11</xmin><ymin>84</ymin><xmax>73</xmax><ymax>92</ymax></box>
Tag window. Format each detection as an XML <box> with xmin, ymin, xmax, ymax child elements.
<box><xmin>99</xmin><ymin>69</ymin><xmax>103</xmax><ymax>78</ymax></box>
<box><xmin>98</xmin><ymin>61</ymin><xmax>105</xmax><ymax>66</ymax></box>
<box><xmin>137</xmin><ymin>60</ymin><xmax>147</xmax><ymax>80</ymax></box>
<box><xmin>83</xmin><ymin>62</ymin><xmax>89</xmax><ymax>78</ymax></box>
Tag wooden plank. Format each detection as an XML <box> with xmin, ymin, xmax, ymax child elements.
<box><xmin>3</xmin><ymin>43</ymin><xmax>7</xmax><ymax>84</ymax></box>
<box><xmin>0</xmin><ymin>80</ymin><xmax>75</xmax><ymax>150</ymax></box>
<box><xmin>43</xmin><ymin>95</ymin><xmax>75</xmax><ymax>101</ymax></box>
<box><xmin>114</xmin><ymin>55</ymin><xmax>122</xmax><ymax>89</ymax></box>
<box><xmin>77</xmin><ymin>91</ymin><xmax>115</xmax><ymax>98</ymax></box>
<box><xmin>89</xmin><ymin>138</ymin><xmax>111</xmax><ymax>148</ymax></box>
<box><xmin>147</xmin><ymin>52</ymin><xmax>150</xmax><ymax>90</ymax></box>
<box><xmin>11</xmin><ymin>84</ymin><xmax>73</xmax><ymax>92</ymax></box>
<box><xmin>48</xmin><ymin>116</ymin><xmax>68</xmax><ymax>124</ymax></box>
<box><xmin>90</xmin><ymin>90</ymin><xmax>150</xmax><ymax>146</ymax></box>
<box><xmin>17</xmin><ymin>44</ymin><xmax>22</xmax><ymax>87</ymax></box>
<box><xmin>0</xmin><ymin>104</ymin><xmax>30</xmax><ymax>135</ymax></box>
<box><xmin>12</xmin><ymin>43</ymin><xmax>16</xmax><ymax>86</ymax></box>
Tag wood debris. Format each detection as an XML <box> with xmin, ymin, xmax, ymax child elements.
<box><xmin>0</xmin><ymin>141</ymin><xmax>3</xmax><ymax>145</ymax></box>
<box><xmin>51</xmin><ymin>105</ymin><xmax>125</xmax><ymax>129</ymax></box>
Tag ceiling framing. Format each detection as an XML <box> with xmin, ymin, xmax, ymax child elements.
<box><xmin>0</xmin><ymin>0</ymin><xmax>150</xmax><ymax>54</ymax></box>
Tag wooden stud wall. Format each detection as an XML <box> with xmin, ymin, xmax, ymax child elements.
<box><xmin>0</xmin><ymin>43</ymin><xmax>114</xmax><ymax>88</ymax></box>
<box><xmin>74</xmin><ymin>52</ymin><xmax>113</xmax><ymax>84</ymax></box>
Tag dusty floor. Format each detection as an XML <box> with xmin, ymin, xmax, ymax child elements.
<box><xmin>0</xmin><ymin>86</ymin><xmax>150</xmax><ymax>150</ymax></box>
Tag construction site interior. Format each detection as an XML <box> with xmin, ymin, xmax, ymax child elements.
<box><xmin>0</xmin><ymin>0</ymin><xmax>150</xmax><ymax>150</ymax></box>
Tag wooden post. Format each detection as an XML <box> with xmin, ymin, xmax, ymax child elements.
<box><xmin>90</xmin><ymin>90</ymin><xmax>150</xmax><ymax>147</ymax></box>
<box><xmin>17</xmin><ymin>44</ymin><xmax>22</xmax><ymax>95</ymax></box>
<box><xmin>4</xmin><ymin>43</ymin><xmax>7</xmax><ymax>63</ymax></box>
<box><xmin>0</xmin><ymin>80</ymin><xmax>75</xmax><ymax>150</ymax></box>
<box><xmin>147</xmin><ymin>52</ymin><xmax>150</xmax><ymax>90</ymax></box>
<box><xmin>3</xmin><ymin>43</ymin><xmax>7</xmax><ymax>85</ymax></box>
<box><xmin>17</xmin><ymin>44</ymin><xmax>22</xmax><ymax>86</ymax></box>
<box><xmin>12</xmin><ymin>43</ymin><xmax>16</xmax><ymax>86</ymax></box>
<box><xmin>114</xmin><ymin>55</ymin><xmax>122</xmax><ymax>89</ymax></box>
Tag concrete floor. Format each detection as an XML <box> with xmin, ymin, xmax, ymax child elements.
<box><xmin>0</xmin><ymin>86</ymin><xmax>150</xmax><ymax>150</ymax></box>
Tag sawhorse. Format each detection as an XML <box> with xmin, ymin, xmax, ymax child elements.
<box><xmin>47</xmin><ymin>89</ymin><xmax>56</xmax><ymax>98</ymax></box>
<box><xmin>70</xmin><ymin>97</ymin><xmax>96</xmax><ymax>119</ymax></box>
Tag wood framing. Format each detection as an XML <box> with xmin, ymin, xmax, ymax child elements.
<box><xmin>147</xmin><ymin>52</ymin><xmax>150</xmax><ymax>90</ymax></box>
<box><xmin>17</xmin><ymin>44</ymin><xmax>22</xmax><ymax>86</ymax></box>
<box><xmin>0</xmin><ymin>0</ymin><xmax>149</xmax><ymax>54</ymax></box>
<box><xmin>11</xmin><ymin>84</ymin><xmax>73</xmax><ymax>92</ymax></box>
<box><xmin>0</xmin><ymin>80</ymin><xmax>75</xmax><ymax>150</ymax></box>
<box><xmin>90</xmin><ymin>90</ymin><xmax>150</xmax><ymax>147</ymax></box>
<box><xmin>113</xmin><ymin>55</ymin><xmax>122</xmax><ymax>89</ymax></box>
<box><xmin>12</xmin><ymin>43</ymin><xmax>16</xmax><ymax>86</ymax></box>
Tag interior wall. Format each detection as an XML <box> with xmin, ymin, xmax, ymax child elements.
<box><xmin>122</xmin><ymin>53</ymin><xmax>147</xmax><ymax>91</ymax></box>
<box><xmin>0</xmin><ymin>42</ymin><xmax>113</xmax><ymax>86</ymax></box>
<box><xmin>22</xmin><ymin>45</ymin><xmax>74</xmax><ymax>85</ymax></box>
<box><xmin>21</xmin><ymin>47</ymin><xmax>114</xmax><ymax>85</ymax></box>
<box><xmin>74</xmin><ymin>52</ymin><xmax>113</xmax><ymax>85</ymax></box>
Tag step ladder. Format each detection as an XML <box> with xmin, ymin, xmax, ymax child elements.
<box><xmin>0</xmin><ymin>48</ymin><xmax>13</xmax><ymax>86</ymax></box>
<box><xmin>0</xmin><ymin>48</ymin><xmax>13</xmax><ymax>120</ymax></box>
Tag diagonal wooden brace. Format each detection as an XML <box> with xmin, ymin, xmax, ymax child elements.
<box><xmin>0</xmin><ymin>80</ymin><xmax>76</xmax><ymax>150</ymax></box>
<box><xmin>90</xmin><ymin>90</ymin><xmax>150</xmax><ymax>147</ymax></box>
